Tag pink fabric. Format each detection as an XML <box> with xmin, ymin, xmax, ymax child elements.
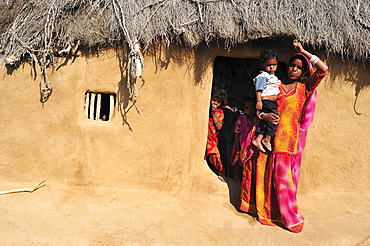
<box><xmin>240</xmin><ymin>67</ymin><xmax>327</xmax><ymax>233</ymax></box>
<box><xmin>234</xmin><ymin>114</ymin><xmax>255</xmax><ymax>145</ymax></box>
<box><xmin>274</xmin><ymin>90</ymin><xmax>317</xmax><ymax>230</ymax></box>
<box><xmin>291</xmin><ymin>90</ymin><xmax>317</xmax><ymax>188</ymax></box>
<box><xmin>230</xmin><ymin>115</ymin><xmax>257</xmax><ymax>178</ymax></box>
<box><xmin>273</xmin><ymin>153</ymin><xmax>304</xmax><ymax>229</ymax></box>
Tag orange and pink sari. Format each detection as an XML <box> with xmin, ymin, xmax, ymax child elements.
<box><xmin>239</xmin><ymin>70</ymin><xmax>328</xmax><ymax>233</ymax></box>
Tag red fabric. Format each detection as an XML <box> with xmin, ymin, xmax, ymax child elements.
<box><xmin>205</xmin><ymin>109</ymin><xmax>225</xmax><ymax>175</ymax></box>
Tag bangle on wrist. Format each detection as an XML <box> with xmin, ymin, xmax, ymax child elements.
<box><xmin>258</xmin><ymin>112</ymin><xmax>265</xmax><ymax>119</ymax></box>
<box><xmin>214</xmin><ymin>121</ymin><xmax>221</xmax><ymax>124</ymax></box>
<box><xmin>310</xmin><ymin>55</ymin><xmax>320</xmax><ymax>65</ymax></box>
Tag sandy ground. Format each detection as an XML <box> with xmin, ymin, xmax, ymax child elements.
<box><xmin>0</xmin><ymin>179</ymin><xmax>369</xmax><ymax>246</ymax></box>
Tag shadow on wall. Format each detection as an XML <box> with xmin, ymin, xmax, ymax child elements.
<box><xmin>115</xmin><ymin>46</ymin><xmax>133</xmax><ymax>131</ymax></box>
<box><xmin>115</xmin><ymin>42</ymin><xmax>209</xmax><ymax>130</ymax></box>
<box><xmin>51</xmin><ymin>45</ymin><xmax>142</xmax><ymax>131</ymax></box>
<box><xmin>146</xmin><ymin>41</ymin><xmax>212</xmax><ymax>86</ymax></box>
<box><xmin>114</xmin><ymin>42</ymin><xmax>211</xmax><ymax>130</ymax></box>
<box><xmin>194</xmin><ymin>44</ymin><xmax>214</xmax><ymax>85</ymax></box>
<box><xmin>326</xmin><ymin>57</ymin><xmax>370</xmax><ymax>116</ymax></box>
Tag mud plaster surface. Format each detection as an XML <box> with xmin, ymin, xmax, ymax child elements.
<box><xmin>0</xmin><ymin>179</ymin><xmax>369</xmax><ymax>246</ymax></box>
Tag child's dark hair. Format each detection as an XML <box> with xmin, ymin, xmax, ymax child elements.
<box><xmin>211</xmin><ymin>86</ymin><xmax>227</xmax><ymax>107</ymax></box>
<box><xmin>242</xmin><ymin>94</ymin><xmax>256</xmax><ymax>105</ymax></box>
<box><xmin>259</xmin><ymin>50</ymin><xmax>278</xmax><ymax>64</ymax></box>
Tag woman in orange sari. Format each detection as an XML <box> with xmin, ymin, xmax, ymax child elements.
<box><xmin>239</xmin><ymin>40</ymin><xmax>328</xmax><ymax>233</ymax></box>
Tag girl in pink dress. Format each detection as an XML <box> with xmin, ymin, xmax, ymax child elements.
<box><xmin>231</xmin><ymin>96</ymin><xmax>257</xmax><ymax>179</ymax></box>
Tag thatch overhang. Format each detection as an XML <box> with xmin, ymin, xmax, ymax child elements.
<box><xmin>0</xmin><ymin>0</ymin><xmax>369</xmax><ymax>64</ymax></box>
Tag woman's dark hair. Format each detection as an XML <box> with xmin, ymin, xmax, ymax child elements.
<box><xmin>259</xmin><ymin>50</ymin><xmax>278</xmax><ymax>64</ymax></box>
<box><xmin>211</xmin><ymin>86</ymin><xmax>227</xmax><ymax>107</ymax></box>
<box><xmin>288</xmin><ymin>54</ymin><xmax>310</xmax><ymax>79</ymax></box>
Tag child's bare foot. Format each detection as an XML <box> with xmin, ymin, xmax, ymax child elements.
<box><xmin>262</xmin><ymin>138</ymin><xmax>272</xmax><ymax>152</ymax></box>
<box><xmin>252</xmin><ymin>139</ymin><xmax>265</xmax><ymax>153</ymax></box>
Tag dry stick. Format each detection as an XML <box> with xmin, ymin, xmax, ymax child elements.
<box><xmin>0</xmin><ymin>180</ymin><xmax>46</xmax><ymax>195</ymax></box>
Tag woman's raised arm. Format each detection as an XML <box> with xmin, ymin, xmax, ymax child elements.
<box><xmin>293</xmin><ymin>40</ymin><xmax>328</xmax><ymax>73</ymax></box>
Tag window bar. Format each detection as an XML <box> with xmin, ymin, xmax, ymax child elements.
<box><xmin>89</xmin><ymin>93</ymin><xmax>96</xmax><ymax>120</ymax></box>
<box><xmin>109</xmin><ymin>95</ymin><xmax>115</xmax><ymax>119</ymax></box>
<box><xmin>96</xmin><ymin>93</ymin><xmax>101</xmax><ymax>120</ymax></box>
<box><xmin>85</xmin><ymin>92</ymin><xmax>90</xmax><ymax>119</ymax></box>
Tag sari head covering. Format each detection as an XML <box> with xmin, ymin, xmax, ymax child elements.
<box><xmin>289</xmin><ymin>53</ymin><xmax>314</xmax><ymax>79</ymax></box>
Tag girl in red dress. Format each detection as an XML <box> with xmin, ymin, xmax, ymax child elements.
<box><xmin>205</xmin><ymin>87</ymin><xmax>228</xmax><ymax>182</ymax></box>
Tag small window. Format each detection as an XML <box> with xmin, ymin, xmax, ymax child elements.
<box><xmin>85</xmin><ymin>92</ymin><xmax>116</xmax><ymax>121</ymax></box>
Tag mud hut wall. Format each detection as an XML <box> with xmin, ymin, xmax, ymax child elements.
<box><xmin>0</xmin><ymin>40</ymin><xmax>369</xmax><ymax>194</ymax></box>
<box><xmin>0</xmin><ymin>47</ymin><xmax>222</xmax><ymax>193</ymax></box>
<box><xmin>301</xmin><ymin>60</ymin><xmax>370</xmax><ymax>194</ymax></box>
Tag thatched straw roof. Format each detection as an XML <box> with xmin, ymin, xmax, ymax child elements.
<box><xmin>0</xmin><ymin>0</ymin><xmax>369</xmax><ymax>64</ymax></box>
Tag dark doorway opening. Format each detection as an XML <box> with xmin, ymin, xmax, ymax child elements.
<box><xmin>212</xmin><ymin>56</ymin><xmax>286</xmax><ymax>110</ymax></box>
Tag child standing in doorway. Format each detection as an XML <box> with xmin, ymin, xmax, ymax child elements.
<box><xmin>231</xmin><ymin>95</ymin><xmax>258</xmax><ymax>179</ymax></box>
<box><xmin>252</xmin><ymin>50</ymin><xmax>281</xmax><ymax>152</ymax></box>
<box><xmin>205</xmin><ymin>86</ymin><xmax>228</xmax><ymax>182</ymax></box>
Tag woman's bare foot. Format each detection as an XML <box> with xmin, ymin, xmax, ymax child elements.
<box><xmin>252</xmin><ymin>139</ymin><xmax>265</xmax><ymax>153</ymax></box>
<box><xmin>262</xmin><ymin>138</ymin><xmax>272</xmax><ymax>152</ymax></box>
